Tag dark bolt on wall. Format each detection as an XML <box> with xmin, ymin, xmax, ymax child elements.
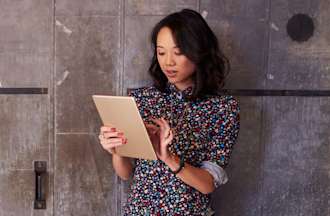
<box><xmin>287</xmin><ymin>13</ymin><xmax>315</xmax><ymax>42</ymax></box>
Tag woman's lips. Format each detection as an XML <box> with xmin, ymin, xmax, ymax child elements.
<box><xmin>165</xmin><ymin>70</ymin><xmax>177</xmax><ymax>77</ymax></box>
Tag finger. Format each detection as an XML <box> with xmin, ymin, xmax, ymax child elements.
<box><xmin>161</xmin><ymin>117</ymin><xmax>171</xmax><ymax>129</ymax></box>
<box><xmin>101</xmin><ymin>126</ymin><xmax>116</xmax><ymax>133</ymax></box>
<box><xmin>103</xmin><ymin>131</ymin><xmax>124</xmax><ymax>139</ymax></box>
<box><xmin>107</xmin><ymin>141</ymin><xmax>126</xmax><ymax>148</ymax></box>
<box><xmin>146</xmin><ymin>128</ymin><xmax>158</xmax><ymax>137</ymax></box>
<box><xmin>145</xmin><ymin>124</ymin><xmax>159</xmax><ymax>134</ymax></box>
<box><xmin>151</xmin><ymin>118</ymin><xmax>163</xmax><ymax>127</ymax></box>
<box><xmin>144</xmin><ymin>122</ymin><xmax>152</xmax><ymax>127</ymax></box>
<box><xmin>159</xmin><ymin>118</ymin><xmax>168</xmax><ymax>131</ymax></box>
<box><xmin>152</xmin><ymin>119</ymin><xmax>166</xmax><ymax>138</ymax></box>
<box><xmin>157</xmin><ymin>123</ymin><xmax>169</xmax><ymax>141</ymax></box>
<box><xmin>165</xmin><ymin>129</ymin><xmax>174</xmax><ymax>143</ymax></box>
<box><xmin>150</xmin><ymin>119</ymin><xmax>164</xmax><ymax>134</ymax></box>
<box><xmin>101</xmin><ymin>140</ymin><xmax>126</xmax><ymax>149</ymax></box>
<box><xmin>160</xmin><ymin>118</ymin><xmax>171</xmax><ymax>138</ymax></box>
<box><xmin>98</xmin><ymin>134</ymin><xmax>104</xmax><ymax>140</ymax></box>
<box><xmin>103</xmin><ymin>137</ymin><xmax>126</xmax><ymax>146</ymax></box>
<box><xmin>100</xmin><ymin>126</ymin><xmax>112</xmax><ymax>133</ymax></box>
<box><xmin>145</xmin><ymin>123</ymin><xmax>159</xmax><ymax>130</ymax></box>
<box><xmin>144</xmin><ymin>122</ymin><xmax>157</xmax><ymax>127</ymax></box>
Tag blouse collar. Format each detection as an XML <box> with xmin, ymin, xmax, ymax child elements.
<box><xmin>166</xmin><ymin>82</ymin><xmax>194</xmax><ymax>99</ymax></box>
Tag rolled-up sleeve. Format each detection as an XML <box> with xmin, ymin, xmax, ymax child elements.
<box><xmin>201</xmin><ymin>161</ymin><xmax>228</xmax><ymax>188</ymax></box>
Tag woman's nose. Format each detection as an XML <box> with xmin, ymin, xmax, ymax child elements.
<box><xmin>165</xmin><ymin>53</ymin><xmax>175</xmax><ymax>66</ymax></box>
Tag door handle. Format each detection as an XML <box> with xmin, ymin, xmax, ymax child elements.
<box><xmin>34</xmin><ymin>161</ymin><xmax>47</xmax><ymax>209</ymax></box>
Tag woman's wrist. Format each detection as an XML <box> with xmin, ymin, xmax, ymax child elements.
<box><xmin>164</xmin><ymin>154</ymin><xmax>184</xmax><ymax>174</ymax></box>
<box><xmin>163</xmin><ymin>154</ymin><xmax>178</xmax><ymax>169</ymax></box>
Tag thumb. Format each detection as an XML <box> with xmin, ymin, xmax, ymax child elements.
<box><xmin>145</xmin><ymin>124</ymin><xmax>159</xmax><ymax>134</ymax></box>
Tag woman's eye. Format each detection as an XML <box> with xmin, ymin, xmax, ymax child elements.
<box><xmin>157</xmin><ymin>53</ymin><xmax>165</xmax><ymax>56</ymax></box>
<box><xmin>175</xmin><ymin>52</ymin><xmax>182</xmax><ymax>55</ymax></box>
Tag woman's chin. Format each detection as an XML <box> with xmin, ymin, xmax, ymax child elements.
<box><xmin>167</xmin><ymin>77</ymin><xmax>178</xmax><ymax>83</ymax></box>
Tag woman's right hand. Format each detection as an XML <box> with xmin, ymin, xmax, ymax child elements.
<box><xmin>99</xmin><ymin>126</ymin><xmax>127</xmax><ymax>154</ymax></box>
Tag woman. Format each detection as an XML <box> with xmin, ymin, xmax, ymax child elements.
<box><xmin>98</xmin><ymin>9</ymin><xmax>240</xmax><ymax>215</ymax></box>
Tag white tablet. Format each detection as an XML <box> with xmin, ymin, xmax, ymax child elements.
<box><xmin>92</xmin><ymin>95</ymin><xmax>157</xmax><ymax>160</ymax></box>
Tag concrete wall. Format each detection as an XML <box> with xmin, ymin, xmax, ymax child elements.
<box><xmin>0</xmin><ymin>0</ymin><xmax>329</xmax><ymax>215</ymax></box>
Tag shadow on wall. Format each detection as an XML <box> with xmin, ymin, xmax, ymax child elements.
<box><xmin>210</xmin><ymin>95</ymin><xmax>264</xmax><ymax>216</ymax></box>
<box><xmin>207</xmin><ymin>11</ymin><xmax>265</xmax><ymax>215</ymax></box>
<box><xmin>217</xmin><ymin>22</ymin><xmax>264</xmax><ymax>215</ymax></box>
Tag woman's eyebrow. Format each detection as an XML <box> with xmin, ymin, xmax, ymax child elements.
<box><xmin>156</xmin><ymin>45</ymin><xmax>180</xmax><ymax>48</ymax></box>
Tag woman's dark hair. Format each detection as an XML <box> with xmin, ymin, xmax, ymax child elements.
<box><xmin>148</xmin><ymin>9</ymin><xmax>230</xmax><ymax>99</ymax></box>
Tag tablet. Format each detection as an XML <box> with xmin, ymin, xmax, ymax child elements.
<box><xmin>92</xmin><ymin>95</ymin><xmax>157</xmax><ymax>160</ymax></box>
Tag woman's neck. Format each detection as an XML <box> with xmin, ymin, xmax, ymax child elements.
<box><xmin>173</xmin><ymin>79</ymin><xmax>194</xmax><ymax>91</ymax></box>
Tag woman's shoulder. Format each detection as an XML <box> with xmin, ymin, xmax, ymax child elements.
<box><xmin>200</xmin><ymin>94</ymin><xmax>240</xmax><ymax>112</ymax></box>
<box><xmin>198</xmin><ymin>95</ymin><xmax>240</xmax><ymax>127</ymax></box>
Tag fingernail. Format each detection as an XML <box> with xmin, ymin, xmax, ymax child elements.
<box><xmin>118</xmin><ymin>132</ymin><xmax>124</xmax><ymax>136</ymax></box>
<box><xmin>111</xmin><ymin>128</ymin><xmax>116</xmax><ymax>132</ymax></box>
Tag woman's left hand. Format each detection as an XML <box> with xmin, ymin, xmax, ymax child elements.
<box><xmin>145</xmin><ymin>117</ymin><xmax>174</xmax><ymax>162</ymax></box>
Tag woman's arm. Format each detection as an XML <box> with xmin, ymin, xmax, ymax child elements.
<box><xmin>164</xmin><ymin>155</ymin><xmax>215</xmax><ymax>194</ymax></box>
<box><xmin>146</xmin><ymin>98</ymin><xmax>240</xmax><ymax>194</ymax></box>
<box><xmin>166</xmin><ymin>97</ymin><xmax>240</xmax><ymax>194</ymax></box>
<box><xmin>112</xmin><ymin>154</ymin><xmax>134</xmax><ymax>181</ymax></box>
<box><xmin>146</xmin><ymin>118</ymin><xmax>215</xmax><ymax>194</ymax></box>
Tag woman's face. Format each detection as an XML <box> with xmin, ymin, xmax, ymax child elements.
<box><xmin>156</xmin><ymin>27</ymin><xmax>196</xmax><ymax>91</ymax></box>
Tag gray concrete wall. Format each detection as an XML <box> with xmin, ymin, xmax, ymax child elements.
<box><xmin>0</xmin><ymin>1</ymin><xmax>54</xmax><ymax>215</ymax></box>
<box><xmin>0</xmin><ymin>0</ymin><xmax>329</xmax><ymax>216</ymax></box>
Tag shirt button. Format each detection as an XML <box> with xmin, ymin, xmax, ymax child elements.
<box><xmin>177</xmin><ymin>92</ymin><xmax>183</xmax><ymax>99</ymax></box>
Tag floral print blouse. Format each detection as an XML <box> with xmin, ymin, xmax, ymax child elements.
<box><xmin>123</xmin><ymin>83</ymin><xmax>240</xmax><ymax>215</ymax></box>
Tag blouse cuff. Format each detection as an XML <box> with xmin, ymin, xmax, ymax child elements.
<box><xmin>201</xmin><ymin>161</ymin><xmax>228</xmax><ymax>188</ymax></box>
